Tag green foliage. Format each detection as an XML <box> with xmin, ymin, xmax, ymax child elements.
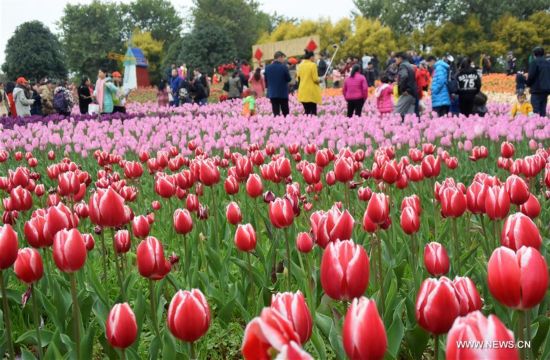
<box><xmin>492</xmin><ymin>15</ymin><xmax>542</xmax><ymax>67</ymax></box>
<box><xmin>203</xmin><ymin>321</ymin><xmax>243</xmax><ymax>359</ymax></box>
<box><xmin>178</xmin><ymin>24</ymin><xmax>237</xmax><ymax>74</ymax></box>
<box><xmin>120</xmin><ymin>0</ymin><xmax>182</xmax><ymax>45</ymax></box>
<box><xmin>2</xmin><ymin>21</ymin><xmax>67</xmax><ymax>81</ymax></box>
<box><xmin>59</xmin><ymin>0</ymin><xmax>123</xmax><ymax>79</ymax></box>
<box><xmin>192</xmin><ymin>0</ymin><xmax>271</xmax><ymax>60</ymax></box>
<box><xmin>340</xmin><ymin>17</ymin><xmax>396</xmax><ymax>62</ymax></box>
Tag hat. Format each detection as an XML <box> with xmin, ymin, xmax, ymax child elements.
<box><xmin>16</xmin><ymin>77</ymin><xmax>28</xmax><ymax>85</ymax></box>
<box><xmin>273</xmin><ymin>51</ymin><xmax>286</xmax><ymax>59</ymax></box>
<box><xmin>112</xmin><ymin>71</ymin><xmax>122</xmax><ymax>78</ymax></box>
<box><xmin>445</xmin><ymin>55</ymin><xmax>454</xmax><ymax>63</ymax></box>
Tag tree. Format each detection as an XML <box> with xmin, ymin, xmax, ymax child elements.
<box><xmin>178</xmin><ymin>24</ymin><xmax>237</xmax><ymax>74</ymax></box>
<box><xmin>59</xmin><ymin>1</ymin><xmax>124</xmax><ymax>78</ymax></box>
<box><xmin>120</xmin><ymin>0</ymin><xmax>182</xmax><ymax>45</ymax></box>
<box><xmin>2</xmin><ymin>21</ymin><xmax>67</xmax><ymax>81</ymax></box>
<box><xmin>492</xmin><ymin>15</ymin><xmax>542</xmax><ymax>68</ymax></box>
<box><xmin>131</xmin><ymin>31</ymin><xmax>164</xmax><ymax>85</ymax></box>
<box><xmin>340</xmin><ymin>17</ymin><xmax>396</xmax><ymax>62</ymax></box>
<box><xmin>192</xmin><ymin>0</ymin><xmax>271</xmax><ymax>60</ymax></box>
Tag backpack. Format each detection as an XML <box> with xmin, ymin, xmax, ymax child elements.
<box><xmin>53</xmin><ymin>91</ymin><xmax>69</xmax><ymax>112</ymax></box>
<box><xmin>447</xmin><ymin>70</ymin><xmax>459</xmax><ymax>95</ymax></box>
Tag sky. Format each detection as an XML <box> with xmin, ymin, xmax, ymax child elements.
<box><xmin>0</xmin><ymin>0</ymin><xmax>356</xmax><ymax>65</ymax></box>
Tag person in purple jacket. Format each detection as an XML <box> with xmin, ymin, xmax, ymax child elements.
<box><xmin>342</xmin><ymin>64</ymin><xmax>368</xmax><ymax>117</ymax></box>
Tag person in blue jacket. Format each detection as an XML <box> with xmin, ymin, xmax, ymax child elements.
<box><xmin>169</xmin><ymin>68</ymin><xmax>183</xmax><ymax>107</ymax></box>
<box><xmin>431</xmin><ymin>58</ymin><xmax>451</xmax><ymax>117</ymax></box>
<box><xmin>264</xmin><ymin>51</ymin><xmax>291</xmax><ymax>117</ymax></box>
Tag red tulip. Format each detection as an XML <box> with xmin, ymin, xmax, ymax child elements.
<box><xmin>47</xmin><ymin>150</ymin><xmax>55</xmax><ymax>160</ymax></box>
<box><xmin>106</xmin><ymin>303</ymin><xmax>138</xmax><ymax>349</ymax></box>
<box><xmin>10</xmin><ymin>167</ymin><xmax>29</xmax><ymax>187</ymax></box>
<box><xmin>34</xmin><ymin>184</ymin><xmax>45</xmax><ymax>197</ymax></box>
<box><xmin>505</xmin><ymin>175</ymin><xmax>530</xmax><ymax>205</ymax></box>
<box><xmin>276</xmin><ymin>157</ymin><xmax>292</xmax><ymax>178</ymax></box>
<box><xmin>357</xmin><ymin>186</ymin><xmax>372</xmax><ymax>201</ymax></box>
<box><xmin>519</xmin><ymin>194</ymin><xmax>540</xmax><ymax>219</ymax></box>
<box><xmin>366</xmin><ymin>193</ymin><xmax>389</xmax><ymax>224</ymax></box>
<box><xmin>500</xmin><ymin>141</ymin><xmax>515</xmax><ymax>158</ymax></box>
<box><xmin>167</xmin><ymin>289</ymin><xmax>211</xmax><ymax>342</ymax></box>
<box><xmin>269</xmin><ymin>197</ymin><xmax>294</xmax><ymax>229</ymax></box>
<box><xmin>381</xmin><ymin>160</ymin><xmax>400</xmax><ymax>184</ymax></box>
<box><xmin>89</xmin><ymin>188</ymin><xmax>130</xmax><ymax>228</ymax></box>
<box><xmin>271</xmin><ymin>291</ymin><xmax>313</xmax><ymax>343</ymax></box>
<box><xmin>234</xmin><ymin>224</ymin><xmax>257</xmax><ymax>252</ymax></box>
<box><xmin>400</xmin><ymin>206</ymin><xmax>420</xmax><ymax>234</ymax></box>
<box><xmin>9</xmin><ymin>186</ymin><xmax>32</xmax><ymax>211</ymax></box>
<box><xmin>422</xmin><ymin>143</ymin><xmax>435</xmax><ymax>155</ymax></box>
<box><xmin>198</xmin><ymin>159</ymin><xmax>220</xmax><ymax>186</ymax></box>
<box><xmin>114</xmin><ymin>230</ymin><xmax>131</xmax><ymax>254</ymax></box>
<box><xmin>226</xmin><ymin>202</ymin><xmax>242</xmax><ymax>225</ymax></box>
<box><xmin>123</xmin><ymin>161</ymin><xmax>143</xmax><ymax>179</ymax></box>
<box><xmin>136</xmin><ymin>237</ymin><xmax>171</xmax><ymax>280</ymax></box>
<box><xmin>401</xmin><ymin>195</ymin><xmax>421</xmax><ymax>215</ymax></box>
<box><xmin>301</xmin><ymin>163</ymin><xmax>322</xmax><ymax>185</ymax></box>
<box><xmin>235</xmin><ymin>156</ymin><xmax>253</xmax><ymax>181</ymax></box>
<box><xmin>320</xmin><ymin>240</ymin><xmax>369</xmax><ymax>301</ymax></box>
<box><xmin>43</xmin><ymin>203</ymin><xmax>79</xmax><ymax>246</ymax></box>
<box><xmin>423</xmin><ymin>242</ymin><xmax>450</xmax><ymax>276</ymax></box>
<box><xmin>296</xmin><ymin>232</ymin><xmax>313</xmax><ymax>253</ymax></box>
<box><xmin>421</xmin><ymin>155</ymin><xmax>441</xmax><ymax>178</ymax></box>
<box><xmin>446</xmin><ymin>311</ymin><xmax>519</xmax><ymax>360</ymax></box>
<box><xmin>242</xmin><ymin>307</ymin><xmax>301</xmax><ymax>359</ymax></box>
<box><xmin>224</xmin><ymin>175</ymin><xmax>239</xmax><ymax>195</ymax></box>
<box><xmin>82</xmin><ymin>233</ymin><xmax>94</xmax><ymax>251</ymax></box>
<box><xmin>52</xmin><ymin>229</ymin><xmax>87</xmax><ymax>273</ymax></box>
<box><xmin>452</xmin><ymin>276</ymin><xmax>482</xmax><ymax>316</ymax></box>
<box><xmin>246</xmin><ymin>174</ymin><xmax>263</xmax><ymax>198</ymax></box>
<box><xmin>276</xmin><ymin>341</ymin><xmax>313</xmax><ymax>360</ymax></box>
<box><xmin>439</xmin><ymin>186</ymin><xmax>467</xmax><ymax>218</ymax></box>
<box><xmin>173</xmin><ymin>208</ymin><xmax>193</xmax><ymax>235</ymax></box>
<box><xmin>415</xmin><ymin>277</ymin><xmax>460</xmax><ymax>334</ymax></box>
<box><xmin>154</xmin><ymin>175</ymin><xmax>176</xmax><ymax>198</ymax></box>
<box><xmin>334</xmin><ymin>157</ymin><xmax>354</xmax><ymax>182</ymax></box>
<box><xmin>501</xmin><ymin>213</ymin><xmax>541</xmax><ymax>250</ymax></box>
<box><xmin>466</xmin><ymin>181</ymin><xmax>487</xmax><ymax>214</ymax></box>
<box><xmin>484</xmin><ymin>186</ymin><xmax>510</xmax><ymax>220</ymax></box>
<box><xmin>57</xmin><ymin>172</ymin><xmax>80</xmax><ymax>197</ymax></box>
<box><xmin>487</xmin><ymin>246</ymin><xmax>548</xmax><ymax>309</ymax></box>
<box><xmin>14</xmin><ymin>248</ymin><xmax>43</xmax><ymax>284</ymax></box>
<box><xmin>132</xmin><ymin>215</ymin><xmax>151</xmax><ymax>239</ymax></box>
<box><xmin>325</xmin><ymin>171</ymin><xmax>336</xmax><ymax>186</ymax></box>
<box><xmin>309</xmin><ymin>206</ymin><xmax>354</xmax><ymax>248</ymax></box>
<box><xmin>24</xmin><ymin>215</ymin><xmax>47</xmax><ymax>248</ymax></box>
<box><xmin>343</xmin><ymin>297</ymin><xmax>387</xmax><ymax>360</ymax></box>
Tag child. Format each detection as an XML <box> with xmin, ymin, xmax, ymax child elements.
<box><xmin>242</xmin><ymin>90</ymin><xmax>257</xmax><ymax>117</ymax></box>
<box><xmin>511</xmin><ymin>93</ymin><xmax>533</xmax><ymax>117</ymax></box>
<box><xmin>375</xmin><ymin>75</ymin><xmax>394</xmax><ymax>115</ymax></box>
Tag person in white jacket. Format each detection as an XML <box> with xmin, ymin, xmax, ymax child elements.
<box><xmin>12</xmin><ymin>77</ymin><xmax>35</xmax><ymax>116</ymax></box>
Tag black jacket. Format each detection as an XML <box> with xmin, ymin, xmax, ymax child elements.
<box><xmin>318</xmin><ymin>59</ymin><xmax>328</xmax><ymax>77</ymax></box>
<box><xmin>527</xmin><ymin>56</ymin><xmax>550</xmax><ymax>94</ymax></box>
<box><xmin>456</xmin><ymin>68</ymin><xmax>481</xmax><ymax>98</ymax></box>
<box><xmin>191</xmin><ymin>75</ymin><xmax>208</xmax><ymax>101</ymax></box>
<box><xmin>397</xmin><ymin>60</ymin><xmax>417</xmax><ymax>97</ymax></box>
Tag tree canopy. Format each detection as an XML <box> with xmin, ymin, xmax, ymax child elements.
<box><xmin>2</xmin><ymin>21</ymin><xmax>67</xmax><ymax>81</ymax></box>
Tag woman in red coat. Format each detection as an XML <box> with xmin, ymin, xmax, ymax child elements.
<box><xmin>415</xmin><ymin>61</ymin><xmax>431</xmax><ymax>100</ymax></box>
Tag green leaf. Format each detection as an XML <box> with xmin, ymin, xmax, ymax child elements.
<box><xmin>81</xmin><ymin>323</ymin><xmax>96</xmax><ymax>359</ymax></box>
<box><xmin>404</xmin><ymin>325</ymin><xmax>430</xmax><ymax>360</ymax></box>
<box><xmin>386</xmin><ymin>312</ymin><xmax>405</xmax><ymax>359</ymax></box>
<box><xmin>21</xmin><ymin>347</ymin><xmax>36</xmax><ymax>360</ymax></box>
<box><xmin>15</xmin><ymin>329</ymin><xmax>54</xmax><ymax>347</ymax></box>
<box><xmin>532</xmin><ymin>316</ymin><xmax>550</xmax><ymax>357</ymax></box>
<box><xmin>149</xmin><ymin>335</ymin><xmax>162</xmax><ymax>360</ymax></box>
<box><xmin>162</xmin><ymin>329</ymin><xmax>177</xmax><ymax>359</ymax></box>
<box><xmin>311</xmin><ymin>329</ymin><xmax>327</xmax><ymax>360</ymax></box>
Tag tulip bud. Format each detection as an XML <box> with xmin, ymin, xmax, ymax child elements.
<box><xmin>366</xmin><ymin>193</ymin><xmax>389</xmax><ymax>224</ymax></box>
<box><xmin>519</xmin><ymin>194</ymin><xmax>540</xmax><ymax>219</ymax></box>
<box><xmin>343</xmin><ymin>297</ymin><xmax>387</xmax><ymax>360</ymax></box>
<box><xmin>136</xmin><ymin>237</ymin><xmax>171</xmax><ymax>280</ymax></box>
<box><xmin>415</xmin><ymin>277</ymin><xmax>460</xmax><ymax>334</ymax></box>
<box><xmin>14</xmin><ymin>248</ymin><xmax>43</xmax><ymax>284</ymax></box>
<box><xmin>82</xmin><ymin>233</ymin><xmax>95</xmax><ymax>251</ymax></box>
<box><xmin>167</xmin><ymin>289</ymin><xmax>211</xmax><ymax>342</ymax></box>
<box><xmin>501</xmin><ymin>213</ymin><xmax>542</xmax><ymax>251</ymax></box>
<box><xmin>268</xmin><ymin>197</ymin><xmax>294</xmax><ymax>229</ymax></box>
<box><xmin>132</xmin><ymin>215</ymin><xmax>151</xmax><ymax>239</ymax></box>
<box><xmin>245</xmin><ymin>174</ymin><xmax>263</xmax><ymax>198</ymax></box>
<box><xmin>453</xmin><ymin>276</ymin><xmax>482</xmax><ymax>316</ymax></box>
<box><xmin>173</xmin><ymin>209</ymin><xmax>193</xmax><ymax>235</ymax></box>
<box><xmin>423</xmin><ymin>242</ymin><xmax>450</xmax><ymax>276</ymax></box>
<box><xmin>400</xmin><ymin>206</ymin><xmax>420</xmax><ymax>234</ymax></box>
<box><xmin>114</xmin><ymin>230</ymin><xmax>131</xmax><ymax>254</ymax></box>
<box><xmin>296</xmin><ymin>232</ymin><xmax>313</xmax><ymax>253</ymax></box>
<box><xmin>106</xmin><ymin>303</ymin><xmax>138</xmax><ymax>349</ymax></box>
<box><xmin>226</xmin><ymin>202</ymin><xmax>242</xmax><ymax>225</ymax></box>
<box><xmin>271</xmin><ymin>291</ymin><xmax>313</xmax><ymax>343</ymax></box>
<box><xmin>52</xmin><ymin>229</ymin><xmax>87</xmax><ymax>273</ymax></box>
<box><xmin>234</xmin><ymin>224</ymin><xmax>256</xmax><ymax>252</ymax></box>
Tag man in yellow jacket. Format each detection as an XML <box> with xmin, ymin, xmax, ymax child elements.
<box><xmin>297</xmin><ymin>50</ymin><xmax>322</xmax><ymax>115</ymax></box>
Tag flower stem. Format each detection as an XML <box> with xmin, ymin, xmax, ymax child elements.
<box><xmin>376</xmin><ymin>235</ymin><xmax>384</xmax><ymax>314</ymax></box>
<box><xmin>190</xmin><ymin>341</ymin><xmax>197</xmax><ymax>360</ymax></box>
<box><xmin>452</xmin><ymin>218</ymin><xmax>460</xmax><ymax>275</ymax></box>
<box><xmin>100</xmin><ymin>229</ymin><xmax>108</xmax><ymax>282</ymax></box>
<box><xmin>120</xmin><ymin>348</ymin><xmax>126</xmax><ymax>360</ymax></box>
<box><xmin>70</xmin><ymin>273</ymin><xmax>81</xmax><ymax>360</ymax></box>
<box><xmin>148</xmin><ymin>279</ymin><xmax>159</xmax><ymax>337</ymax></box>
<box><xmin>183</xmin><ymin>234</ymin><xmax>189</xmax><ymax>286</ymax></box>
<box><xmin>31</xmin><ymin>284</ymin><xmax>44</xmax><ymax>359</ymax></box>
<box><xmin>0</xmin><ymin>270</ymin><xmax>15</xmax><ymax>360</ymax></box>
<box><xmin>434</xmin><ymin>335</ymin><xmax>439</xmax><ymax>360</ymax></box>
<box><xmin>284</xmin><ymin>227</ymin><xmax>292</xmax><ymax>290</ymax></box>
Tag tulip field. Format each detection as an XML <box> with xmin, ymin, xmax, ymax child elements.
<box><xmin>0</xmin><ymin>95</ymin><xmax>549</xmax><ymax>360</ymax></box>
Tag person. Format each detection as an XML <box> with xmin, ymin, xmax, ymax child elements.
<box><xmin>511</xmin><ymin>93</ymin><xmax>534</xmax><ymax>117</ymax></box>
<box><xmin>264</xmin><ymin>51</ymin><xmax>291</xmax><ymax>117</ymax></box>
<box><xmin>5</xmin><ymin>82</ymin><xmax>17</xmax><ymax>117</ymax></box>
<box><xmin>297</xmin><ymin>50</ymin><xmax>322</xmax><ymax>115</ymax></box>
<box><xmin>29</xmin><ymin>82</ymin><xmax>42</xmax><ymax>116</ymax></box>
<box><xmin>249</xmin><ymin>68</ymin><xmax>265</xmax><ymax>97</ymax></box>
<box><xmin>0</xmin><ymin>82</ymin><xmax>7</xmax><ymax>117</ymax></box>
<box><xmin>13</xmin><ymin>77</ymin><xmax>34</xmax><ymax>117</ymax></box>
<box><xmin>431</xmin><ymin>57</ymin><xmax>451</xmax><ymax>116</ymax></box>
<box><xmin>240</xmin><ymin>60</ymin><xmax>251</xmax><ymax>87</ymax></box>
<box><xmin>166</xmin><ymin>63</ymin><xmax>176</xmax><ymax>81</ymax></box>
<box><xmin>365</xmin><ymin>62</ymin><xmax>376</xmax><ymax>87</ymax></box>
<box><xmin>473</xmin><ymin>91</ymin><xmax>488</xmax><ymax>117</ymax></box>
<box><xmin>332</xmin><ymin>68</ymin><xmax>342</xmax><ymax>88</ymax></box>
<box><xmin>78</xmin><ymin>77</ymin><xmax>93</xmax><ymax>114</ymax></box>
<box><xmin>342</xmin><ymin>64</ymin><xmax>368</xmax><ymax>117</ymax></box>
<box><xmin>157</xmin><ymin>80</ymin><xmax>169</xmax><ymax>107</ymax></box>
<box><xmin>456</xmin><ymin>57</ymin><xmax>482</xmax><ymax>116</ymax></box>
<box><xmin>190</xmin><ymin>68</ymin><xmax>209</xmax><ymax>105</ymax></box>
<box><xmin>317</xmin><ymin>53</ymin><xmax>328</xmax><ymax>88</ymax></box>
<box><xmin>169</xmin><ymin>68</ymin><xmax>183</xmax><ymax>107</ymax></box>
<box><xmin>111</xmin><ymin>71</ymin><xmax>128</xmax><ymax>113</ymax></box>
<box><xmin>362</xmin><ymin>54</ymin><xmax>371</xmax><ymax>71</ymax></box>
<box><xmin>480</xmin><ymin>54</ymin><xmax>492</xmax><ymax>74</ymax></box>
<box><xmin>526</xmin><ymin>46</ymin><xmax>550</xmax><ymax>116</ymax></box>
<box><xmin>515</xmin><ymin>71</ymin><xmax>527</xmax><ymax>94</ymax></box>
<box><xmin>375</xmin><ymin>75</ymin><xmax>394</xmax><ymax>115</ymax></box>
<box><xmin>506</xmin><ymin>53</ymin><xmax>517</xmax><ymax>75</ymax></box>
<box><xmin>94</xmin><ymin>69</ymin><xmax>118</xmax><ymax>114</ymax></box>
<box><xmin>242</xmin><ymin>90</ymin><xmax>257</xmax><ymax>117</ymax></box>
<box><xmin>53</xmin><ymin>81</ymin><xmax>75</xmax><ymax>116</ymax></box>
<box><xmin>38</xmin><ymin>79</ymin><xmax>55</xmax><ymax>115</ymax></box>
<box><xmin>227</xmin><ymin>71</ymin><xmax>243</xmax><ymax>100</ymax></box>
<box><xmin>394</xmin><ymin>52</ymin><xmax>417</xmax><ymax>120</ymax></box>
